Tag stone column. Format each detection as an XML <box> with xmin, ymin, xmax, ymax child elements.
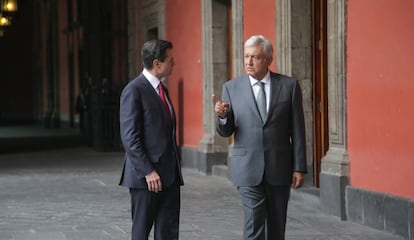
<box><xmin>127</xmin><ymin>0</ymin><xmax>142</xmax><ymax>79</ymax></box>
<box><xmin>276</xmin><ymin>0</ymin><xmax>313</xmax><ymax>172</ymax></box>
<box><xmin>232</xmin><ymin>0</ymin><xmax>244</xmax><ymax>78</ymax></box>
<box><xmin>275</xmin><ymin>0</ymin><xmax>292</xmax><ymax>76</ymax></box>
<box><xmin>319</xmin><ymin>0</ymin><xmax>349</xmax><ymax>220</ymax></box>
<box><xmin>198</xmin><ymin>0</ymin><xmax>230</xmax><ymax>174</ymax></box>
<box><xmin>44</xmin><ymin>0</ymin><xmax>60</xmax><ymax>128</ymax></box>
<box><xmin>222</xmin><ymin>0</ymin><xmax>244</xmax><ymax>173</ymax></box>
<box><xmin>158</xmin><ymin>0</ymin><xmax>165</xmax><ymax>39</ymax></box>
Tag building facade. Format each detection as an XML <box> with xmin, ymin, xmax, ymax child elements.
<box><xmin>156</xmin><ymin>2</ymin><xmax>414</xmax><ymax>238</ymax></box>
<box><xmin>0</xmin><ymin>0</ymin><xmax>413</xmax><ymax>238</ymax></box>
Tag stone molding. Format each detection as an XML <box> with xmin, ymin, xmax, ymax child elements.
<box><xmin>231</xmin><ymin>0</ymin><xmax>244</xmax><ymax>78</ymax></box>
<box><xmin>321</xmin><ymin>0</ymin><xmax>348</xmax><ymax>176</ymax></box>
<box><xmin>141</xmin><ymin>0</ymin><xmax>165</xmax><ymax>40</ymax></box>
<box><xmin>275</xmin><ymin>0</ymin><xmax>292</xmax><ymax>75</ymax></box>
<box><xmin>326</xmin><ymin>0</ymin><xmax>346</xmax><ymax>147</ymax></box>
<box><xmin>320</xmin><ymin>0</ymin><xmax>349</xmax><ymax>220</ymax></box>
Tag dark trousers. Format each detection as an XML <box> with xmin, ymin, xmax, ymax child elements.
<box><xmin>129</xmin><ymin>184</ymin><xmax>180</xmax><ymax>240</ymax></box>
<box><xmin>238</xmin><ymin>182</ymin><xmax>290</xmax><ymax>240</ymax></box>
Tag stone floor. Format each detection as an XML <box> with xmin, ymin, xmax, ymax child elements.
<box><xmin>0</xmin><ymin>147</ymin><xmax>407</xmax><ymax>240</ymax></box>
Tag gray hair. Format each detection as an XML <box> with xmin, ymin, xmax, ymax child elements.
<box><xmin>244</xmin><ymin>35</ymin><xmax>273</xmax><ymax>59</ymax></box>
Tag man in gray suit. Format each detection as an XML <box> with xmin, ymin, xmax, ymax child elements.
<box><xmin>214</xmin><ymin>35</ymin><xmax>307</xmax><ymax>240</ymax></box>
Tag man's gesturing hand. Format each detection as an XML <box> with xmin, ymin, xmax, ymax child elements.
<box><xmin>213</xmin><ymin>94</ymin><xmax>230</xmax><ymax>119</ymax></box>
<box><xmin>145</xmin><ymin>171</ymin><xmax>162</xmax><ymax>193</ymax></box>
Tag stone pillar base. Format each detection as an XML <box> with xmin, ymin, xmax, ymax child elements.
<box><xmin>180</xmin><ymin>146</ymin><xmax>227</xmax><ymax>175</ymax></box>
<box><xmin>320</xmin><ymin>148</ymin><xmax>349</xmax><ymax>220</ymax></box>
<box><xmin>320</xmin><ymin>172</ymin><xmax>349</xmax><ymax>220</ymax></box>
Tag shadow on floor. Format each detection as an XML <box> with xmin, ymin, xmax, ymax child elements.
<box><xmin>0</xmin><ymin>124</ymin><xmax>87</xmax><ymax>154</ymax></box>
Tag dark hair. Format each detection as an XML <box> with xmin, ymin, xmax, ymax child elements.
<box><xmin>141</xmin><ymin>39</ymin><xmax>173</xmax><ymax>70</ymax></box>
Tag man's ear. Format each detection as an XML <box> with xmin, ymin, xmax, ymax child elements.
<box><xmin>267</xmin><ymin>57</ymin><xmax>273</xmax><ymax>66</ymax></box>
<box><xmin>152</xmin><ymin>59</ymin><xmax>160</xmax><ymax>68</ymax></box>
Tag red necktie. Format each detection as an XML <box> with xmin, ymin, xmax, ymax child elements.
<box><xmin>158</xmin><ymin>83</ymin><xmax>171</xmax><ymax>119</ymax></box>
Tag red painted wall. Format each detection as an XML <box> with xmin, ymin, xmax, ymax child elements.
<box><xmin>347</xmin><ymin>0</ymin><xmax>414</xmax><ymax>199</ymax></box>
<box><xmin>165</xmin><ymin>0</ymin><xmax>203</xmax><ymax>147</ymax></box>
<box><xmin>243</xmin><ymin>0</ymin><xmax>276</xmax><ymax>71</ymax></box>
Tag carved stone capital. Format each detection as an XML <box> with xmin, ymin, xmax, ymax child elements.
<box><xmin>321</xmin><ymin>147</ymin><xmax>349</xmax><ymax>176</ymax></box>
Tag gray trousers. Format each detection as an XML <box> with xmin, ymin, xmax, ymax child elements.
<box><xmin>238</xmin><ymin>183</ymin><xmax>290</xmax><ymax>240</ymax></box>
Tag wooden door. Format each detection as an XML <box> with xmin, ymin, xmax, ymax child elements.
<box><xmin>312</xmin><ymin>0</ymin><xmax>328</xmax><ymax>186</ymax></box>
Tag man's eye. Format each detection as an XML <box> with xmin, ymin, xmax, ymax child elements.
<box><xmin>245</xmin><ymin>55</ymin><xmax>256</xmax><ymax>59</ymax></box>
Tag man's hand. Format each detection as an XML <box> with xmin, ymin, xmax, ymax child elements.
<box><xmin>213</xmin><ymin>94</ymin><xmax>230</xmax><ymax>118</ymax></box>
<box><xmin>145</xmin><ymin>171</ymin><xmax>162</xmax><ymax>193</ymax></box>
<box><xmin>292</xmin><ymin>172</ymin><xmax>305</xmax><ymax>189</ymax></box>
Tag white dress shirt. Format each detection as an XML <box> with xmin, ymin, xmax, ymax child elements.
<box><xmin>249</xmin><ymin>71</ymin><xmax>271</xmax><ymax>113</ymax></box>
<box><xmin>142</xmin><ymin>68</ymin><xmax>172</xmax><ymax>114</ymax></box>
<box><xmin>219</xmin><ymin>71</ymin><xmax>271</xmax><ymax>125</ymax></box>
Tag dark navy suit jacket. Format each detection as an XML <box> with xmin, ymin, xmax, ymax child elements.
<box><xmin>119</xmin><ymin>73</ymin><xmax>183</xmax><ymax>189</ymax></box>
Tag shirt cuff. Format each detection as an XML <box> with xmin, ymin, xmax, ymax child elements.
<box><xmin>218</xmin><ymin>117</ymin><xmax>227</xmax><ymax>125</ymax></box>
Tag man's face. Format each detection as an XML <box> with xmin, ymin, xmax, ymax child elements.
<box><xmin>155</xmin><ymin>49</ymin><xmax>175</xmax><ymax>78</ymax></box>
<box><xmin>244</xmin><ymin>45</ymin><xmax>272</xmax><ymax>80</ymax></box>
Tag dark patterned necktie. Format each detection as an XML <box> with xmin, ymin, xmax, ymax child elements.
<box><xmin>158</xmin><ymin>83</ymin><xmax>171</xmax><ymax>119</ymax></box>
<box><xmin>256</xmin><ymin>81</ymin><xmax>267</xmax><ymax>122</ymax></box>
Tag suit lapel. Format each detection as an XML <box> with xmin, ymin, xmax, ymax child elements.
<box><xmin>267</xmin><ymin>72</ymin><xmax>282</xmax><ymax>120</ymax></box>
<box><xmin>140</xmin><ymin>75</ymin><xmax>173</xmax><ymax>126</ymax></box>
<box><xmin>240</xmin><ymin>73</ymin><xmax>282</xmax><ymax>124</ymax></box>
<box><xmin>240</xmin><ymin>75</ymin><xmax>262</xmax><ymax>120</ymax></box>
<box><xmin>140</xmin><ymin>75</ymin><xmax>162</xmax><ymax>107</ymax></box>
<box><xmin>163</xmin><ymin>87</ymin><xmax>176</xmax><ymax>125</ymax></box>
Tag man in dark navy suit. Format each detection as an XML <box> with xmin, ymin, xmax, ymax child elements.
<box><xmin>119</xmin><ymin>39</ymin><xmax>183</xmax><ymax>240</ymax></box>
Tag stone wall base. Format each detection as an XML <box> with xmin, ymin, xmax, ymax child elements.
<box><xmin>180</xmin><ymin>146</ymin><xmax>227</xmax><ymax>175</ymax></box>
<box><xmin>320</xmin><ymin>172</ymin><xmax>349</xmax><ymax>220</ymax></box>
<box><xmin>346</xmin><ymin>186</ymin><xmax>414</xmax><ymax>239</ymax></box>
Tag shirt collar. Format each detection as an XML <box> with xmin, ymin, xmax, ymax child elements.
<box><xmin>143</xmin><ymin>68</ymin><xmax>161</xmax><ymax>89</ymax></box>
<box><xmin>249</xmin><ymin>71</ymin><xmax>270</xmax><ymax>87</ymax></box>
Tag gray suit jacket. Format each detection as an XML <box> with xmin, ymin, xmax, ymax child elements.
<box><xmin>216</xmin><ymin>72</ymin><xmax>307</xmax><ymax>187</ymax></box>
